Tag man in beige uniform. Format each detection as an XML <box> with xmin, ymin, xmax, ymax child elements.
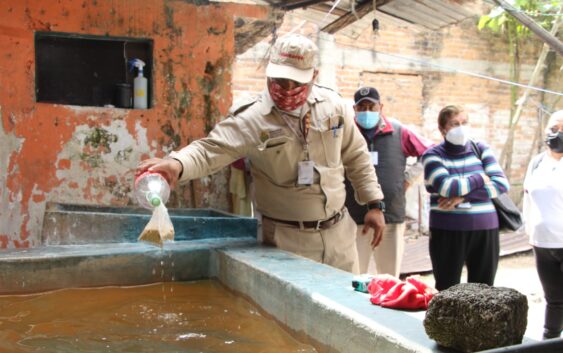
<box><xmin>136</xmin><ymin>34</ymin><xmax>385</xmax><ymax>273</ymax></box>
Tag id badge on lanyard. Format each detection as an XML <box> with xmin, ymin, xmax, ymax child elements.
<box><xmin>370</xmin><ymin>151</ymin><xmax>378</xmax><ymax>166</ymax></box>
<box><xmin>297</xmin><ymin>160</ymin><xmax>315</xmax><ymax>185</ymax></box>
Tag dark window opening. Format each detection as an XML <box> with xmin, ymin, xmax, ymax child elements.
<box><xmin>35</xmin><ymin>32</ymin><xmax>153</xmax><ymax>109</ymax></box>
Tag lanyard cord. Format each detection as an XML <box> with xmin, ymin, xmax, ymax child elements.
<box><xmin>278</xmin><ymin>110</ymin><xmax>311</xmax><ymax>160</ymax></box>
<box><xmin>301</xmin><ymin>112</ymin><xmax>311</xmax><ymax>141</ymax></box>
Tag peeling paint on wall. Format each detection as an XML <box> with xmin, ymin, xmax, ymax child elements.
<box><xmin>0</xmin><ymin>106</ymin><xmax>26</xmax><ymax>248</ymax></box>
<box><xmin>0</xmin><ymin>0</ymin><xmax>271</xmax><ymax>248</ymax></box>
<box><xmin>52</xmin><ymin>119</ymin><xmax>149</xmax><ymax>207</ymax></box>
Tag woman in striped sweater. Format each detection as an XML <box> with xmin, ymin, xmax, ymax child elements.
<box><xmin>422</xmin><ymin>105</ymin><xmax>509</xmax><ymax>291</ymax></box>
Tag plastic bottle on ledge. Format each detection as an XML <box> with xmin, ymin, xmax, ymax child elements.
<box><xmin>134</xmin><ymin>171</ymin><xmax>170</xmax><ymax>209</ymax></box>
<box><xmin>128</xmin><ymin>58</ymin><xmax>148</xmax><ymax>109</ymax></box>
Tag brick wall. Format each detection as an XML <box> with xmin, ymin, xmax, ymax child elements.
<box><xmin>233</xmin><ymin>9</ymin><xmax>562</xmax><ymax>196</ymax></box>
<box><xmin>361</xmin><ymin>71</ymin><xmax>424</xmax><ymax>127</ymax></box>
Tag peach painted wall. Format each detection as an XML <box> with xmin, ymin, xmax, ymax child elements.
<box><xmin>0</xmin><ymin>0</ymin><xmax>271</xmax><ymax>248</ymax></box>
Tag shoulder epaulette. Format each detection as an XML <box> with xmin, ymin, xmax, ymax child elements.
<box><xmin>313</xmin><ymin>83</ymin><xmax>342</xmax><ymax>97</ymax></box>
<box><xmin>229</xmin><ymin>95</ymin><xmax>259</xmax><ymax>117</ymax></box>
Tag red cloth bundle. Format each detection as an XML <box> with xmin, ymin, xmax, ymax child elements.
<box><xmin>367</xmin><ymin>274</ymin><xmax>437</xmax><ymax>310</ymax></box>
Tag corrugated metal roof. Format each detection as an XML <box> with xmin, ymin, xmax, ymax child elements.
<box><xmin>214</xmin><ymin>0</ymin><xmax>482</xmax><ymax>32</ymax></box>
<box><xmin>377</xmin><ymin>0</ymin><xmax>477</xmax><ymax>30</ymax></box>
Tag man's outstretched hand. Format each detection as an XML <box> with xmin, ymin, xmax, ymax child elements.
<box><xmin>136</xmin><ymin>158</ymin><xmax>183</xmax><ymax>189</ymax></box>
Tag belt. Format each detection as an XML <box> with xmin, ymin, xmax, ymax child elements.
<box><xmin>263</xmin><ymin>208</ymin><xmax>346</xmax><ymax>230</ymax></box>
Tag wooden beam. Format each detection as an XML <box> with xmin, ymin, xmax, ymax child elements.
<box><xmin>234</xmin><ymin>9</ymin><xmax>285</xmax><ymax>55</ymax></box>
<box><xmin>279</xmin><ymin>0</ymin><xmax>330</xmax><ymax>11</ymax></box>
<box><xmin>309</xmin><ymin>3</ymin><xmax>349</xmax><ymax>17</ymax></box>
<box><xmin>320</xmin><ymin>0</ymin><xmax>393</xmax><ymax>34</ymax></box>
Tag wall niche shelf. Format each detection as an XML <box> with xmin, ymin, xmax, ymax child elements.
<box><xmin>35</xmin><ymin>32</ymin><xmax>153</xmax><ymax>109</ymax></box>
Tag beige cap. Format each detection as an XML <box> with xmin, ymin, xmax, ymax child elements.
<box><xmin>266</xmin><ymin>34</ymin><xmax>318</xmax><ymax>84</ymax></box>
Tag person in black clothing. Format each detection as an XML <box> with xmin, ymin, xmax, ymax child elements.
<box><xmin>345</xmin><ymin>87</ymin><xmax>433</xmax><ymax>276</ymax></box>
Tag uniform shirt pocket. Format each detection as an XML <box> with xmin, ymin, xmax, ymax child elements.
<box><xmin>254</xmin><ymin>135</ymin><xmax>298</xmax><ymax>184</ymax></box>
<box><xmin>319</xmin><ymin>115</ymin><xmax>344</xmax><ymax>167</ymax></box>
<box><xmin>257</xmin><ymin>135</ymin><xmax>292</xmax><ymax>151</ymax></box>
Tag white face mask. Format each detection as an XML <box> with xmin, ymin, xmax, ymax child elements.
<box><xmin>445</xmin><ymin>126</ymin><xmax>469</xmax><ymax>146</ymax></box>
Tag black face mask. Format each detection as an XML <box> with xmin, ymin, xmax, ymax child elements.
<box><xmin>546</xmin><ymin>131</ymin><xmax>563</xmax><ymax>153</ymax></box>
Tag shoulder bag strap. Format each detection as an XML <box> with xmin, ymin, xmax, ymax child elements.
<box><xmin>469</xmin><ymin>140</ymin><xmax>482</xmax><ymax>160</ymax></box>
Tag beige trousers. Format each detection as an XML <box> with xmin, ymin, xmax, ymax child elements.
<box><xmin>262</xmin><ymin>211</ymin><xmax>360</xmax><ymax>274</ymax></box>
<box><xmin>356</xmin><ymin>222</ymin><xmax>406</xmax><ymax>277</ymax></box>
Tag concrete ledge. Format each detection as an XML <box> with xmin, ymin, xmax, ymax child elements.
<box><xmin>215</xmin><ymin>246</ymin><xmax>441</xmax><ymax>353</ymax></box>
<box><xmin>41</xmin><ymin>203</ymin><xmax>257</xmax><ymax>245</ymax></box>
<box><xmin>0</xmin><ymin>238</ymin><xmax>254</xmax><ymax>294</ymax></box>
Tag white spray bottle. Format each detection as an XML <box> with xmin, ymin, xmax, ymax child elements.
<box><xmin>130</xmin><ymin>59</ymin><xmax>148</xmax><ymax>109</ymax></box>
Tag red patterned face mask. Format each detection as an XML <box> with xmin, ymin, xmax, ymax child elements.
<box><xmin>267</xmin><ymin>80</ymin><xmax>311</xmax><ymax>112</ymax></box>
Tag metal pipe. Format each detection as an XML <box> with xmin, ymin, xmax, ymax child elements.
<box><xmin>491</xmin><ymin>0</ymin><xmax>563</xmax><ymax>56</ymax></box>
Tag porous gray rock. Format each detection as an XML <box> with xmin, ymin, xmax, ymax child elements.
<box><xmin>423</xmin><ymin>283</ymin><xmax>528</xmax><ymax>352</ymax></box>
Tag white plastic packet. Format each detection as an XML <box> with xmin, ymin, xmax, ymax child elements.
<box><xmin>138</xmin><ymin>204</ymin><xmax>175</xmax><ymax>246</ymax></box>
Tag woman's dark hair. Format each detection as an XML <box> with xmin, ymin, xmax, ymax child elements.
<box><xmin>438</xmin><ymin>105</ymin><xmax>464</xmax><ymax>130</ymax></box>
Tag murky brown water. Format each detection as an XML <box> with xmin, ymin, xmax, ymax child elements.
<box><xmin>0</xmin><ymin>281</ymin><xmax>317</xmax><ymax>353</ymax></box>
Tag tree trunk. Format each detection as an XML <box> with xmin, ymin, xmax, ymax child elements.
<box><xmin>499</xmin><ymin>24</ymin><xmax>519</xmax><ymax>180</ymax></box>
<box><xmin>498</xmin><ymin>12</ymin><xmax>561</xmax><ymax>184</ymax></box>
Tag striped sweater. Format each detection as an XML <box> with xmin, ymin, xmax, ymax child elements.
<box><xmin>422</xmin><ymin>140</ymin><xmax>509</xmax><ymax>231</ymax></box>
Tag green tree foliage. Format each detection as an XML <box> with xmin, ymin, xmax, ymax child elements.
<box><xmin>477</xmin><ymin>0</ymin><xmax>562</xmax><ymax>181</ymax></box>
<box><xmin>478</xmin><ymin>0</ymin><xmax>559</xmax><ymax>36</ymax></box>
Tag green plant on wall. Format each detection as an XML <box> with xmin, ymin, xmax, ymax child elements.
<box><xmin>478</xmin><ymin>0</ymin><xmax>561</xmax><ymax>181</ymax></box>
